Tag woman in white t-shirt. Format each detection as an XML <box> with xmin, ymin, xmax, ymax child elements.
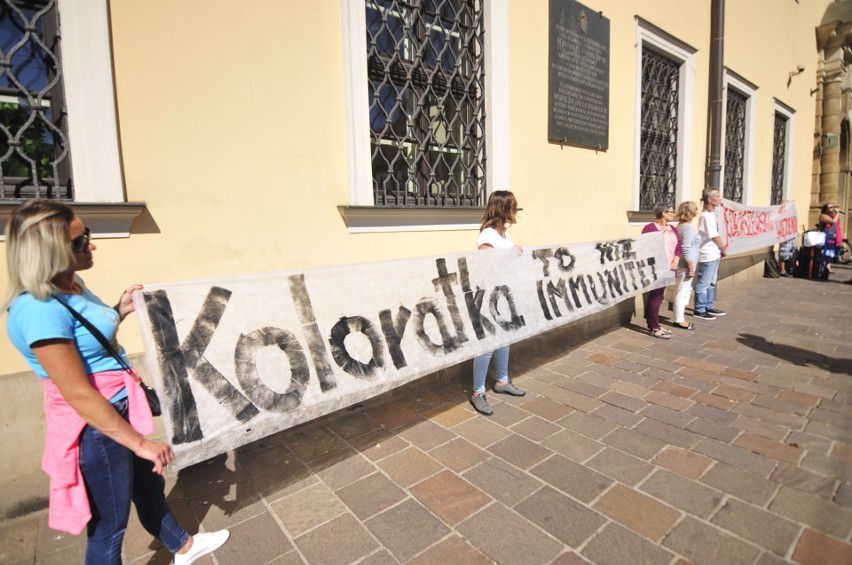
<box><xmin>470</xmin><ymin>191</ymin><xmax>527</xmax><ymax>415</ymax></box>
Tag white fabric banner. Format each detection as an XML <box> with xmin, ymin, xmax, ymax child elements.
<box><xmin>134</xmin><ymin>233</ymin><xmax>673</xmax><ymax>469</ymax></box>
<box><xmin>716</xmin><ymin>199</ymin><xmax>798</xmax><ymax>256</ymax></box>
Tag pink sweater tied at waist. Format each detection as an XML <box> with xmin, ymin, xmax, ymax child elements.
<box><xmin>41</xmin><ymin>370</ymin><xmax>155</xmax><ymax>535</ymax></box>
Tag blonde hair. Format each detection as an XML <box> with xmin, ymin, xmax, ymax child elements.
<box><xmin>3</xmin><ymin>200</ymin><xmax>75</xmax><ymax>310</ymax></box>
<box><xmin>676</xmin><ymin>201</ymin><xmax>699</xmax><ymax>223</ymax></box>
<box><xmin>480</xmin><ymin>190</ymin><xmax>518</xmax><ymax>232</ymax></box>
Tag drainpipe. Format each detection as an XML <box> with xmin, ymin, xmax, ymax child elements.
<box><xmin>704</xmin><ymin>0</ymin><xmax>725</xmax><ymax>191</ymax></box>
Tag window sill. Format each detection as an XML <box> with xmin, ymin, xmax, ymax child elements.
<box><xmin>0</xmin><ymin>201</ymin><xmax>146</xmax><ymax>240</ymax></box>
<box><xmin>338</xmin><ymin>206</ymin><xmax>484</xmax><ymax>233</ymax></box>
<box><xmin>626</xmin><ymin>210</ymin><xmax>656</xmax><ymax>224</ymax></box>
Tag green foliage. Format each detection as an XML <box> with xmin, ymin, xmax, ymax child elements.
<box><xmin>0</xmin><ymin>101</ymin><xmax>55</xmax><ymax>180</ymax></box>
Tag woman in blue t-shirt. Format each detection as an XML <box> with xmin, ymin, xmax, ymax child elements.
<box><xmin>469</xmin><ymin>191</ymin><xmax>527</xmax><ymax>415</ymax></box>
<box><xmin>3</xmin><ymin>200</ymin><xmax>228</xmax><ymax>565</ymax></box>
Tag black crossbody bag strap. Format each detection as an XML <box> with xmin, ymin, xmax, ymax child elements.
<box><xmin>54</xmin><ymin>297</ymin><xmax>134</xmax><ymax>375</ymax></box>
<box><xmin>53</xmin><ymin>297</ymin><xmax>162</xmax><ymax>416</ymax></box>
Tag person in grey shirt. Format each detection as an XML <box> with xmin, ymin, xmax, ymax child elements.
<box><xmin>673</xmin><ymin>201</ymin><xmax>700</xmax><ymax>330</ymax></box>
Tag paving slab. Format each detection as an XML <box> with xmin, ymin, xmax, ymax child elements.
<box><xmin>581</xmin><ymin>522</ymin><xmax>675</xmax><ymax>565</ymax></box>
<box><xmin>530</xmin><ymin>454</ymin><xmax>614</xmax><ymax>503</ymax></box>
<box><xmin>510</xmin><ymin>414</ymin><xmax>562</xmax><ymax>441</ymax></box>
<box><xmin>365</xmin><ymin>499</ymin><xmax>450</xmax><ymax>562</ymax></box>
<box><xmin>407</xmin><ymin>535</ymin><xmax>494</xmax><ymax>565</ymax></box>
<box><xmin>216</xmin><ymin>513</ymin><xmax>295</xmax><ymax>564</ymax></box>
<box><xmin>770</xmin><ymin>462</ymin><xmax>837</xmax><ymax>500</ymax></box>
<box><xmin>711</xmin><ymin>497</ymin><xmax>801</xmax><ymax>557</ymax></box>
<box><xmin>685</xmin><ymin>416</ymin><xmax>741</xmax><ymax>442</ymax></box>
<box><xmin>515</xmin><ymin>486</ymin><xmax>607</xmax><ymax>546</ymax></box>
<box><xmin>486</xmin><ymin>433</ymin><xmax>553</xmax><ymax>470</ymax></box>
<box><xmin>559</xmin><ymin>411</ymin><xmax>618</xmax><ymax>440</ymax></box>
<box><xmin>662</xmin><ymin>515</ymin><xmax>762</xmax><ymax>565</ymax></box>
<box><xmin>639</xmin><ymin>468</ymin><xmax>725</xmax><ymax>518</ymax></box>
<box><xmin>377</xmin><ymin>447</ymin><xmax>443</xmax><ymax>488</ymax></box>
<box><xmin>294</xmin><ymin>513</ymin><xmax>378</xmax><ymax>565</ymax></box>
<box><xmin>271</xmin><ymin>482</ymin><xmax>348</xmax><ymax>537</ymax></box>
<box><xmin>456</xmin><ymin>503</ymin><xmax>563</xmax><ymax>564</ymax></box>
<box><xmin>592</xmin><ymin>484</ymin><xmax>680</xmax><ymax>542</ymax></box>
<box><xmin>335</xmin><ymin>472</ymin><xmax>407</xmax><ymax>520</ymax></box>
<box><xmin>428</xmin><ymin>438</ymin><xmax>491</xmax><ymax>473</ymax></box>
<box><xmin>651</xmin><ymin>446</ymin><xmax>714</xmax><ymax>480</ymax></box>
<box><xmin>601</xmin><ymin>426</ymin><xmax>667</xmax><ymax>460</ymax></box>
<box><xmin>834</xmin><ymin>481</ymin><xmax>852</xmax><ymax>509</ymax></box>
<box><xmin>462</xmin><ymin>457</ymin><xmax>542</xmax><ymax>507</ymax></box>
<box><xmin>410</xmin><ymin>471</ymin><xmax>491</xmax><ymax>525</ymax></box>
<box><xmin>693</xmin><ymin>437</ymin><xmax>779</xmax><ymax>477</ymax></box>
<box><xmin>769</xmin><ymin>486</ymin><xmax>852</xmax><ymax>539</ymax></box>
<box><xmin>700</xmin><ymin>462</ymin><xmax>779</xmax><ymax>506</ymax></box>
<box><xmin>792</xmin><ymin>529</ymin><xmax>852</xmax><ymax>565</ymax></box>
<box><xmin>542</xmin><ymin>428</ymin><xmax>605</xmax><ymax>462</ymax></box>
<box><xmin>585</xmin><ymin>447</ymin><xmax>656</xmax><ymax>486</ymax></box>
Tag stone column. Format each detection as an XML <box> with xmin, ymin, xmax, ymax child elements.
<box><xmin>819</xmin><ymin>54</ymin><xmax>844</xmax><ymax>213</ymax></box>
<box><xmin>812</xmin><ymin>56</ymin><xmax>824</xmax><ymax>219</ymax></box>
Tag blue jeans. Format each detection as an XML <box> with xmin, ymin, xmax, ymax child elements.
<box><xmin>473</xmin><ymin>346</ymin><xmax>509</xmax><ymax>394</ymax></box>
<box><xmin>694</xmin><ymin>259</ymin><xmax>720</xmax><ymax>314</ymax></box>
<box><xmin>78</xmin><ymin>398</ymin><xmax>188</xmax><ymax>565</ymax></box>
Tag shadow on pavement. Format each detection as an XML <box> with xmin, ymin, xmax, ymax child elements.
<box><xmin>737</xmin><ymin>333</ymin><xmax>852</xmax><ymax>376</ymax></box>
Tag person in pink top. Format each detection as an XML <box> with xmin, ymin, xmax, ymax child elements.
<box><xmin>641</xmin><ymin>203</ymin><xmax>682</xmax><ymax>338</ymax></box>
<box><xmin>3</xmin><ymin>200</ymin><xmax>229</xmax><ymax>565</ymax></box>
<box><xmin>817</xmin><ymin>202</ymin><xmax>843</xmax><ymax>279</ymax></box>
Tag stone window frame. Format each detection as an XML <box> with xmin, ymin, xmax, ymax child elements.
<box><xmin>629</xmin><ymin>18</ymin><xmax>697</xmax><ymax>223</ymax></box>
<box><xmin>338</xmin><ymin>0</ymin><xmax>509</xmax><ymax>233</ymax></box>
<box><xmin>772</xmin><ymin>99</ymin><xmax>796</xmax><ymax>204</ymax></box>
<box><xmin>721</xmin><ymin>69</ymin><xmax>758</xmax><ymax>205</ymax></box>
<box><xmin>0</xmin><ymin>0</ymin><xmax>144</xmax><ymax>239</ymax></box>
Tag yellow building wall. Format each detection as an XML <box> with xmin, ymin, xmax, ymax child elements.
<box><xmin>724</xmin><ymin>0</ymin><xmax>821</xmax><ymax>205</ymax></box>
<box><xmin>508</xmin><ymin>0</ymin><xmax>713</xmax><ymax>245</ymax></box>
<box><xmin>0</xmin><ymin>0</ymin><xmax>830</xmax><ymax>377</ymax></box>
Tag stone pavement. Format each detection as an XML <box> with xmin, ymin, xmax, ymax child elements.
<box><xmin>2</xmin><ymin>264</ymin><xmax>852</xmax><ymax>565</ymax></box>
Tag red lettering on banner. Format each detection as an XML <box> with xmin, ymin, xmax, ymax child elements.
<box><xmin>724</xmin><ymin>208</ymin><xmax>774</xmax><ymax>239</ymax></box>
<box><xmin>775</xmin><ymin>216</ymin><xmax>797</xmax><ymax>240</ymax></box>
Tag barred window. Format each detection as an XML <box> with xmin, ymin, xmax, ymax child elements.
<box><xmin>366</xmin><ymin>0</ymin><xmax>486</xmax><ymax>208</ymax></box>
<box><xmin>0</xmin><ymin>0</ymin><xmax>71</xmax><ymax>200</ymax></box>
<box><xmin>723</xmin><ymin>89</ymin><xmax>746</xmax><ymax>203</ymax></box>
<box><xmin>770</xmin><ymin>112</ymin><xmax>788</xmax><ymax>205</ymax></box>
<box><xmin>639</xmin><ymin>48</ymin><xmax>679</xmax><ymax>211</ymax></box>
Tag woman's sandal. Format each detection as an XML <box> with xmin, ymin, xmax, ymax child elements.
<box><xmin>674</xmin><ymin>322</ymin><xmax>695</xmax><ymax>331</ymax></box>
<box><xmin>649</xmin><ymin>328</ymin><xmax>672</xmax><ymax>339</ymax></box>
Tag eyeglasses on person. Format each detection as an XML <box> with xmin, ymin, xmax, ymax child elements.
<box><xmin>71</xmin><ymin>227</ymin><xmax>91</xmax><ymax>253</ymax></box>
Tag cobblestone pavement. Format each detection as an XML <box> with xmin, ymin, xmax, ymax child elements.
<box><xmin>2</xmin><ymin>265</ymin><xmax>852</xmax><ymax>565</ymax></box>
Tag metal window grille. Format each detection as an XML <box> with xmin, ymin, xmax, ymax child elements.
<box><xmin>366</xmin><ymin>0</ymin><xmax>486</xmax><ymax>207</ymax></box>
<box><xmin>0</xmin><ymin>0</ymin><xmax>71</xmax><ymax>200</ymax></box>
<box><xmin>770</xmin><ymin>112</ymin><xmax>787</xmax><ymax>205</ymax></box>
<box><xmin>723</xmin><ymin>89</ymin><xmax>746</xmax><ymax>203</ymax></box>
<box><xmin>639</xmin><ymin>48</ymin><xmax>679</xmax><ymax>211</ymax></box>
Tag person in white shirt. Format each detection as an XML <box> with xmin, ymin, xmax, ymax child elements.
<box><xmin>693</xmin><ymin>188</ymin><xmax>727</xmax><ymax>320</ymax></box>
<box><xmin>469</xmin><ymin>191</ymin><xmax>526</xmax><ymax>415</ymax></box>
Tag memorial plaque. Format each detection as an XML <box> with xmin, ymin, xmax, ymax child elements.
<box><xmin>548</xmin><ymin>0</ymin><xmax>610</xmax><ymax>150</ymax></box>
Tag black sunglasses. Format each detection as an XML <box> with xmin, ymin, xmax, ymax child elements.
<box><xmin>71</xmin><ymin>227</ymin><xmax>91</xmax><ymax>253</ymax></box>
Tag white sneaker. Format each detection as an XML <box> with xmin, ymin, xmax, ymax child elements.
<box><xmin>174</xmin><ymin>530</ymin><xmax>230</xmax><ymax>565</ymax></box>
